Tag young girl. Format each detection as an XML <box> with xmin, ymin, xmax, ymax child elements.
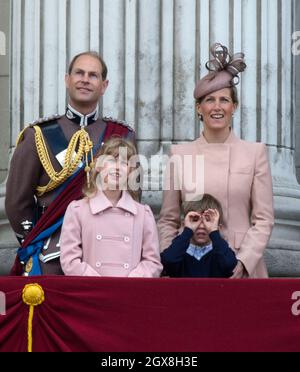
<box><xmin>60</xmin><ymin>137</ymin><xmax>162</xmax><ymax>277</ymax></box>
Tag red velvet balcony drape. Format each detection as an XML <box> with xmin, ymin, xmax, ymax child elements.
<box><xmin>0</xmin><ymin>277</ymin><xmax>299</xmax><ymax>352</ymax></box>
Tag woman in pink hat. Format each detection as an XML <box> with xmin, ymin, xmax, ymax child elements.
<box><xmin>158</xmin><ymin>44</ymin><xmax>274</xmax><ymax>278</ymax></box>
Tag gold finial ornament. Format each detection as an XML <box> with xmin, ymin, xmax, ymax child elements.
<box><xmin>22</xmin><ymin>283</ymin><xmax>45</xmax><ymax>352</ymax></box>
<box><xmin>22</xmin><ymin>283</ymin><xmax>45</xmax><ymax>306</ymax></box>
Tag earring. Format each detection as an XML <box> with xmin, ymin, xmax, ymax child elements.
<box><xmin>198</xmin><ymin>113</ymin><xmax>203</xmax><ymax>121</ymax></box>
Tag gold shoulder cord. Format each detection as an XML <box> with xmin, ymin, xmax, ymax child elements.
<box><xmin>16</xmin><ymin>127</ymin><xmax>27</xmax><ymax>146</ymax></box>
<box><xmin>32</xmin><ymin>126</ymin><xmax>94</xmax><ymax>196</ymax></box>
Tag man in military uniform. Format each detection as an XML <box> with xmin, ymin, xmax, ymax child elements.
<box><xmin>5</xmin><ymin>51</ymin><xmax>136</xmax><ymax>275</ymax></box>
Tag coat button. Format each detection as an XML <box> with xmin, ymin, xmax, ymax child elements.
<box><xmin>124</xmin><ymin>236</ymin><xmax>130</xmax><ymax>242</ymax></box>
<box><xmin>96</xmin><ymin>235</ymin><xmax>102</xmax><ymax>240</ymax></box>
<box><xmin>124</xmin><ymin>263</ymin><xmax>129</xmax><ymax>269</ymax></box>
<box><xmin>96</xmin><ymin>262</ymin><xmax>101</xmax><ymax>268</ymax></box>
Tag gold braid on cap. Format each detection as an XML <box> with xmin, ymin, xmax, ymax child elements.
<box><xmin>205</xmin><ymin>43</ymin><xmax>246</xmax><ymax>85</ymax></box>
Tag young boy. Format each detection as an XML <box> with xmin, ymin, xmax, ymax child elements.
<box><xmin>160</xmin><ymin>194</ymin><xmax>238</xmax><ymax>278</ymax></box>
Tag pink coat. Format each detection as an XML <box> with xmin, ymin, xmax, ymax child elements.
<box><xmin>60</xmin><ymin>191</ymin><xmax>162</xmax><ymax>277</ymax></box>
<box><xmin>157</xmin><ymin>131</ymin><xmax>274</xmax><ymax>278</ymax></box>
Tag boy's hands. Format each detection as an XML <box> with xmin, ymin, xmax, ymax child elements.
<box><xmin>202</xmin><ymin>209</ymin><xmax>220</xmax><ymax>233</ymax></box>
<box><xmin>184</xmin><ymin>209</ymin><xmax>220</xmax><ymax>233</ymax></box>
<box><xmin>184</xmin><ymin>212</ymin><xmax>202</xmax><ymax>232</ymax></box>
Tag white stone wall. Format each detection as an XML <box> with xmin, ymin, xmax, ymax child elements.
<box><xmin>0</xmin><ymin>0</ymin><xmax>300</xmax><ymax>275</ymax></box>
<box><xmin>0</xmin><ymin>0</ymin><xmax>10</xmax><ymax>184</ymax></box>
<box><xmin>0</xmin><ymin>0</ymin><xmax>13</xmax><ymax>275</ymax></box>
<box><xmin>295</xmin><ymin>0</ymin><xmax>300</xmax><ymax>183</ymax></box>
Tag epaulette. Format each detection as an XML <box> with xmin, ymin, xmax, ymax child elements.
<box><xmin>29</xmin><ymin>114</ymin><xmax>62</xmax><ymax>127</ymax></box>
<box><xmin>16</xmin><ymin>114</ymin><xmax>62</xmax><ymax>146</ymax></box>
<box><xmin>102</xmin><ymin>116</ymin><xmax>134</xmax><ymax>132</ymax></box>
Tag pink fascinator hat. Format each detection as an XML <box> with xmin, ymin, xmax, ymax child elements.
<box><xmin>194</xmin><ymin>43</ymin><xmax>247</xmax><ymax>100</ymax></box>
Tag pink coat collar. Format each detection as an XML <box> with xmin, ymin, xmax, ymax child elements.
<box><xmin>89</xmin><ymin>191</ymin><xmax>138</xmax><ymax>215</ymax></box>
<box><xmin>196</xmin><ymin>129</ymin><xmax>240</xmax><ymax>145</ymax></box>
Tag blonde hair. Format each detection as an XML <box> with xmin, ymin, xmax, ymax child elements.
<box><xmin>182</xmin><ymin>194</ymin><xmax>224</xmax><ymax>226</ymax></box>
<box><xmin>82</xmin><ymin>136</ymin><xmax>139</xmax><ymax>201</ymax></box>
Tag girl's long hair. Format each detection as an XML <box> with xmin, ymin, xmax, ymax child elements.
<box><xmin>82</xmin><ymin>136</ymin><xmax>140</xmax><ymax>201</ymax></box>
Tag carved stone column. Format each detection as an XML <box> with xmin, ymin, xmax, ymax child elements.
<box><xmin>0</xmin><ymin>0</ymin><xmax>299</xmax><ymax>276</ymax></box>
